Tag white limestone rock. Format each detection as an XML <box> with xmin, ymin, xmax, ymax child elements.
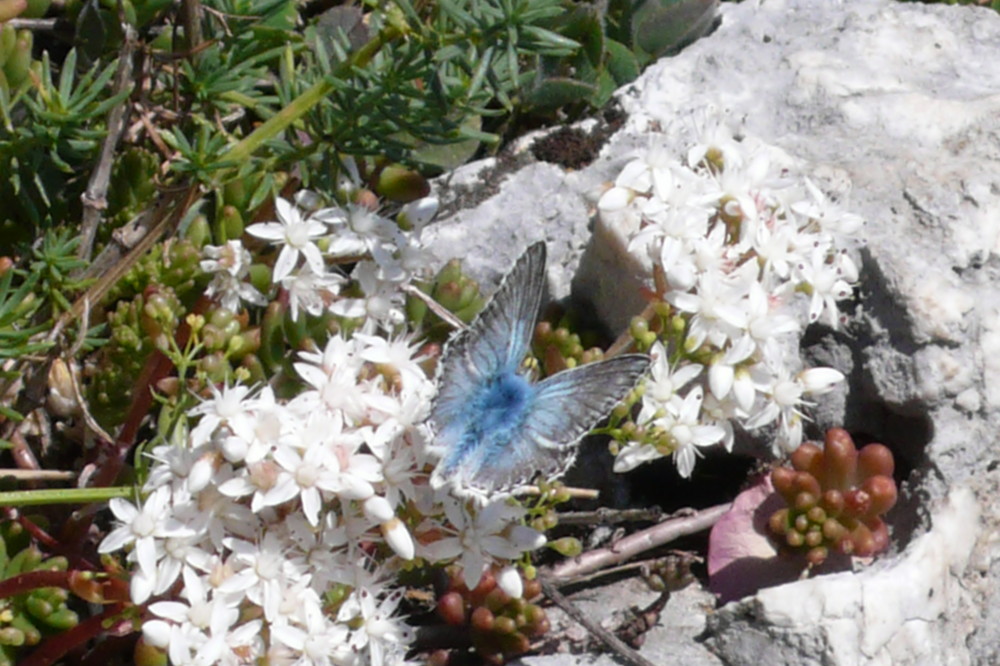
<box><xmin>426</xmin><ymin>0</ymin><xmax>1000</xmax><ymax>663</ymax></box>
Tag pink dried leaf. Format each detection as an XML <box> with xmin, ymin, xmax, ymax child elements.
<box><xmin>707</xmin><ymin>474</ymin><xmax>807</xmax><ymax>603</ymax></box>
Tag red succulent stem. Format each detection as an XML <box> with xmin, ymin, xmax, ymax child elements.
<box><xmin>18</xmin><ymin>603</ymin><xmax>133</xmax><ymax>666</ymax></box>
<box><xmin>0</xmin><ymin>570</ymin><xmax>71</xmax><ymax>598</ymax></box>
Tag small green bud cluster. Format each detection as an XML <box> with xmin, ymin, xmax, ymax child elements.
<box><xmin>106</xmin><ymin>238</ymin><xmax>204</xmax><ymax>305</ymax></box>
<box><xmin>532</xmin><ymin>321</ymin><xmax>606</xmax><ymax>375</ymax></box>
<box><xmin>768</xmin><ymin>428</ymin><xmax>897</xmax><ymax>566</ymax></box>
<box><xmin>525</xmin><ymin>478</ymin><xmax>572</xmax><ymax>534</ymax></box>
<box><xmin>407</xmin><ymin>259</ymin><xmax>485</xmax><ymax>338</ymax></box>
<box><xmin>435</xmin><ymin>567</ymin><xmax>548</xmax><ymax>665</ymax></box>
<box><xmin>88</xmin><ymin>290</ymin><xmax>263</xmax><ymax>425</ymax></box>
<box><xmin>0</xmin><ymin>522</ymin><xmax>79</xmax><ymax>665</ymax></box>
<box><xmin>87</xmin><ymin>286</ymin><xmax>184</xmax><ymax>425</ymax></box>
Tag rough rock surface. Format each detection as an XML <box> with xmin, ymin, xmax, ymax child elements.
<box><xmin>426</xmin><ymin>0</ymin><xmax>1000</xmax><ymax>663</ymax></box>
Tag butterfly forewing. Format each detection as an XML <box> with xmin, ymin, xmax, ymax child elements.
<box><xmin>429</xmin><ymin>242</ymin><xmax>547</xmax><ymax>432</ymax></box>
<box><xmin>522</xmin><ymin>354</ymin><xmax>651</xmax><ymax>451</ymax></box>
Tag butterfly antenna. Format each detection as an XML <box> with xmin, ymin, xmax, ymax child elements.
<box><xmin>400</xmin><ymin>283</ymin><xmax>468</xmax><ymax>331</ymax></box>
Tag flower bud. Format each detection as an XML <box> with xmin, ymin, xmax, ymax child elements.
<box><xmin>47</xmin><ymin>358</ymin><xmax>81</xmax><ymax>417</ymax></box>
<box><xmin>496</xmin><ymin>565</ymin><xmax>523</xmax><ymax>599</ymax></box>
<box><xmin>364</xmin><ymin>496</ymin><xmax>395</xmax><ymax>523</ymax></box>
<box><xmin>381</xmin><ymin>518</ymin><xmax>414</xmax><ymax>560</ymax></box>
<box><xmin>375</xmin><ymin>164</ymin><xmax>430</xmax><ymax>202</ymax></box>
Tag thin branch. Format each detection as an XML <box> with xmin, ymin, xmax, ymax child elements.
<box><xmin>7</xmin><ymin>18</ymin><xmax>58</xmax><ymax>30</ymax></box>
<box><xmin>400</xmin><ymin>283</ymin><xmax>467</xmax><ymax>331</ymax></box>
<box><xmin>546</xmin><ymin>502</ymin><xmax>731</xmax><ymax>581</ymax></box>
<box><xmin>512</xmin><ymin>485</ymin><xmax>599</xmax><ymax>500</ymax></box>
<box><xmin>538</xmin><ymin>576</ymin><xmax>657</xmax><ymax>666</ymax></box>
<box><xmin>78</xmin><ymin>23</ymin><xmax>138</xmax><ymax>263</ymax></box>
<box><xmin>556</xmin><ymin>506</ymin><xmax>665</xmax><ymax>526</ymax></box>
<box><xmin>179</xmin><ymin>0</ymin><xmax>204</xmax><ymax>52</ymax></box>
<box><xmin>0</xmin><ymin>469</ymin><xmax>76</xmax><ymax>481</ymax></box>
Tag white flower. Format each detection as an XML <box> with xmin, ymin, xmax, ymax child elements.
<box><xmin>264</xmin><ymin>439</ymin><xmax>342</xmax><ymax>525</ymax></box>
<box><xmin>355</xmin><ymin>331</ymin><xmax>430</xmax><ymax>395</ymax></box>
<box><xmin>339</xmin><ymin>575</ymin><xmax>413</xmax><ymax>666</ymax></box>
<box><xmin>707</xmin><ymin>334</ymin><xmax>756</xmax><ymax>404</ymax></box>
<box><xmin>320</xmin><ymin>204</ymin><xmax>397</xmax><ymax>258</ymax></box>
<box><xmin>668</xmin><ymin>270</ymin><xmax>750</xmax><ymax>350</ymax></box>
<box><xmin>218</xmin><ymin>532</ymin><xmax>290</xmax><ymax>622</ymax></box>
<box><xmin>291</xmin><ymin>339</ymin><xmax>371</xmax><ymax>424</ymax></box>
<box><xmin>794</xmin><ymin>246</ymin><xmax>854</xmax><ymax>328</ymax></box>
<box><xmin>201</xmin><ymin>241</ymin><xmax>267</xmax><ymax>311</ymax></box>
<box><xmin>397</xmin><ymin>196</ymin><xmax>439</xmax><ymax>231</ymax></box>
<box><xmin>281</xmin><ymin>267</ymin><xmax>345</xmax><ymax>321</ymax></box>
<box><xmin>271</xmin><ymin>600</ymin><xmax>353</xmax><ymax>666</ymax></box>
<box><xmin>641</xmin><ymin>341</ymin><xmax>702</xmax><ymax>410</ymax></box>
<box><xmin>188</xmin><ymin>383</ymin><xmax>257</xmax><ymax>448</ymax></box>
<box><xmin>665</xmin><ymin>386</ymin><xmax>726</xmax><ymax>478</ymax></box>
<box><xmin>496</xmin><ymin>565</ymin><xmax>523</xmax><ymax>598</ymax></box>
<box><xmin>98</xmin><ymin>487</ymin><xmax>193</xmax><ymax>603</ymax></box>
<box><xmin>792</xmin><ymin>178</ymin><xmax>864</xmax><ymax>236</ymax></box>
<box><xmin>145</xmin><ymin>568</ymin><xmax>243</xmax><ymax>666</ymax></box>
<box><xmin>246</xmin><ymin>197</ymin><xmax>328</xmax><ymax>282</ymax></box>
<box><xmin>421</xmin><ymin>497</ymin><xmax>546</xmax><ymax>589</ymax></box>
<box><xmin>745</xmin><ymin>365</ymin><xmax>845</xmax><ymax>453</ymax></box>
<box><xmin>329</xmin><ymin>261</ymin><xmax>406</xmax><ymax>327</ymax></box>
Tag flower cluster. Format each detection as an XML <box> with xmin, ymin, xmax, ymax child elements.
<box><xmin>602</xmin><ymin>124</ymin><xmax>860</xmax><ymax>476</ymax></box>
<box><xmin>99</xmin><ymin>187</ymin><xmax>547</xmax><ymax>665</ymax></box>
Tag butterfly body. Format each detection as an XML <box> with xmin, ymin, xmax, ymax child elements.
<box><xmin>428</xmin><ymin>242</ymin><xmax>650</xmax><ymax>494</ymax></box>
<box><xmin>439</xmin><ymin>370</ymin><xmax>534</xmax><ymax>473</ymax></box>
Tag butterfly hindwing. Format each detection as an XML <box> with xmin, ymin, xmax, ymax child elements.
<box><xmin>522</xmin><ymin>354</ymin><xmax>651</xmax><ymax>452</ymax></box>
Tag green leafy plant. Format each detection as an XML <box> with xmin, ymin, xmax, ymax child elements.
<box><xmin>524</xmin><ymin>0</ymin><xmax>719</xmax><ymax>112</ymax></box>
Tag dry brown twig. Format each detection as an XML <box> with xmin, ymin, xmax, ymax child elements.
<box><xmin>546</xmin><ymin>502</ymin><xmax>731</xmax><ymax>581</ymax></box>
<box><xmin>78</xmin><ymin>22</ymin><xmax>138</xmax><ymax>263</ymax></box>
<box><xmin>538</xmin><ymin>576</ymin><xmax>658</xmax><ymax>666</ymax></box>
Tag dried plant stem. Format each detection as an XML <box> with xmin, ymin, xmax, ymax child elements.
<box><xmin>513</xmin><ymin>485</ymin><xmax>600</xmax><ymax>500</ymax></box>
<box><xmin>556</xmin><ymin>506</ymin><xmax>665</xmax><ymax>526</ymax></box>
<box><xmin>180</xmin><ymin>0</ymin><xmax>204</xmax><ymax>52</ymax></box>
<box><xmin>72</xmin><ymin>184</ymin><xmax>199</xmax><ymax>321</ymax></box>
<box><xmin>547</xmin><ymin>502</ymin><xmax>731</xmax><ymax>581</ymax></box>
<box><xmin>9</xmin><ymin>430</ymin><xmax>41</xmax><ymax>473</ymax></box>
<box><xmin>7</xmin><ymin>18</ymin><xmax>58</xmax><ymax>29</ymax></box>
<box><xmin>0</xmin><ymin>469</ymin><xmax>76</xmax><ymax>481</ymax></box>
<box><xmin>538</xmin><ymin>576</ymin><xmax>657</xmax><ymax>666</ymax></box>
<box><xmin>401</xmin><ymin>284</ymin><xmax>467</xmax><ymax>331</ymax></box>
<box><xmin>78</xmin><ymin>24</ymin><xmax>137</xmax><ymax>263</ymax></box>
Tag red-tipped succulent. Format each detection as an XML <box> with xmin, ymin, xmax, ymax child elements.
<box><xmin>436</xmin><ymin>567</ymin><xmax>549</xmax><ymax>665</ymax></box>
<box><xmin>768</xmin><ymin>428</ymin><xmax>897</xmax><ymax>565</ymax></box>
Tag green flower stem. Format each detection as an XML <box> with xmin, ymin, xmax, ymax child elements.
<box><xmin>218</xmin><ymin>24</ymin><xmax>403</xmax><ymax>167</ymax></box>
<box><xmin>0</xmin><ymin>486</ymin><xmax>134</xmax><ymax>507</ymax></box>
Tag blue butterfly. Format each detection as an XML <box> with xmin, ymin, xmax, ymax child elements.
<box><xmin>428</xmin><ymin>242</ymin><xmax>650</xmax><ymax>494</ymax></box>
